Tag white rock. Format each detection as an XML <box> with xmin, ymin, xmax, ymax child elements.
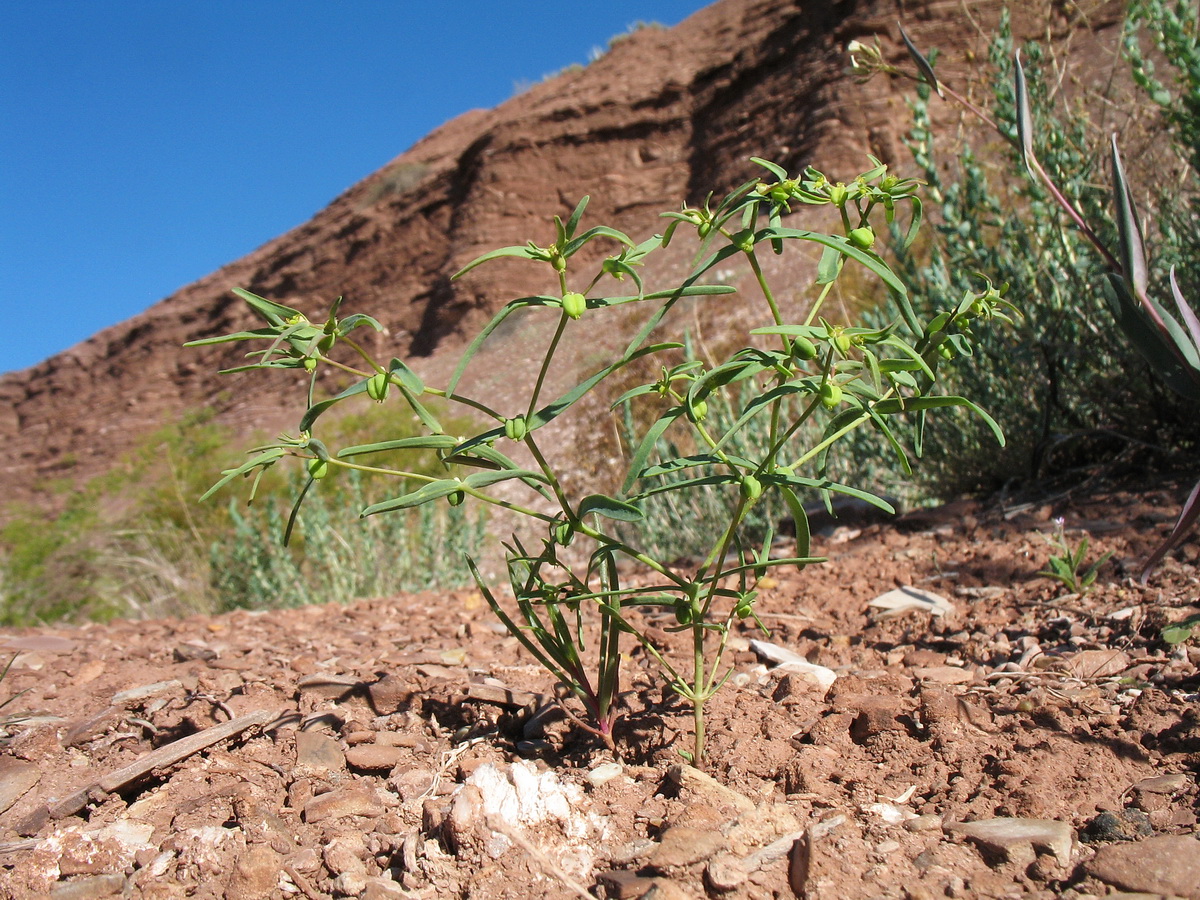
<box><xmin>748</xmin><ymin>640</ymin><xmax>837</xmax><ymax>691</ymax></box>
<box><xmin>869</xmin><ymin>586</ymin><xmax>953</xmax><ymax>618</ymax></box>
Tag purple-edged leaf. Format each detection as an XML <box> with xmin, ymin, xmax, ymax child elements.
<box><xmin>1170</xmin><ymin>267</ymin><xmax>1200</xmax><ymax>357</ymax></box>
<box><xmin>898</xmin><ymin>24</ymin><xmax>942</xmax><ymax>97</ymax></box>
<box><xmin>1141</xmin><ymin>477</ymin><xmax>1200</xmax><ymax>584</ymax></box>
<box><xmin>1014</xmin><ymin>52</ymin><xmax>1035</xmax><ymax>178</ymax></box>
<box><xmin>1111</xmin><ymin>137</ymin><xmax>1149</xmax><ymax>297</ymax></box>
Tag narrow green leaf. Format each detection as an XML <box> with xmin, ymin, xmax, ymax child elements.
<box><xmin>621</xmin><ymin>407</ymin><xmax>684</xmax><ymax>495</ymax></box>
<box><xmin>564</xmin><ymin>196</ymin><xmax>589</xmax><ymax>240</ymax></box>
<box><xmin>452</xmin><ymin>245</ymin><xmax>543</xmax><ymax>280</ymax></box>
<box><xmin>232</xmin><ymin>287</ymin><xmax>303</xmax><ymax>325</ymax></box>
<box><xmin>362</xmin><ymin>479</ymin><xmax>465</xmax><ymax>515</ymax></box>
<box><xmin>338</xmin><ymin>435</ymin><xmax>459</xmax><ymax>458</ymax></box>
<box><xmin>816</xmin><ymin>244</ymin><xmax>844</xmax><ymax>285</ymax></box>
<box><xmin>198</xmin><ymin>447</ymin><xmax>288</xmax><ymax>501</ymax></box>
<box><xmin>577</xmin><ymin>494</ymin><xmax>645</xmax><ymax>522</ymax></box>
<box><xmin>299</xmin><ymin>380</ymin><xmax>369</xmax><ymax>432</ymax></box>
<box><xmin>872</xmin><ymin>395</ymin><xmax>1004</xmax><ymax>446</ymax></box>
<box><xmin>762</xmin><ymin>228</ymin><xmax>907</xmax><ymax>297</ymax></box>
<box><xmin>445</xmin><ymin>297</ymin><xmax>556</xmax><ymax>396</ymax></box>
<box><xmin>282</xmin><ymin>475</ymin><xmax>316</xmax><ymax>545</ymax></box>
<box><xmin>779</xmin><ymin>486</ymin><xmax>811</xmax><ymax>561</ymax></box>
<box><xmin>750</xmin><ymin>157</ymin><xmax>789</xmax><ymax>181</ymax></box>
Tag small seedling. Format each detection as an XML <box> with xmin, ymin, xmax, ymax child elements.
<box><xmin>1037</xmin><ymin>517</ymin><xmax>1113</xmax><ymax>595</ymax></box>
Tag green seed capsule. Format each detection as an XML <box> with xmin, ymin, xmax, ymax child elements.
<box><xmin>303</xmin><ymin>357</ymin><xmax>318</xmax><ymax>372</ymax></box>
<box><xmin>849</xmin><ymin>226</ymin><xmax>876</xmax><ymax>249</ymax></box>
<box><xmin>367</xmin><ymin>372</ymin><xmax>390</xmax><ymax>402</ymax></box>
<box><xmin>791</xmin><ymin>337</ymin><xmax>818</xmax><ymax>361</ymax></box>
<box><xmin>687</xmin><ymin>399</ymin><xmax>708</xmax><ymax>423</ymax></box>
<box><xmin>307</xmin><ymin>459</ymin><xmax>329</xmax><ymax>480</ymax></box>
<box><xmin>833</xmin><ymin>332</ymin><xmax>853</xmax><ymax>356</ymax></box>
<box><xmin>697</xmin><ymin>222</ymin><xmax>712</xmax><ymax>239</ymax></box>
<box><xmin>731</xmin><ymin>229</ymin><xmax>756</xmax><ymax>253</ymax></box>
<box><xmin>504</xmin><ymin>415</ymin><xmax>528</xmax><ymax>442</ymax></box>
<box><xmin>447</xmin><ymin>488</ymin><xmax>465</xmax><ymax>507</ymax></box>
<box><xmin>819</xmin><ymin>381</ymin><xmax>843</xmax><ymax>408</ymax></box>
<box><xmin>561</xmin><ymin>291</ymin><xmax>587</xmax><ymax>320</ymax></box>
<box><xmin>741</xmin><ymin>475</ymin><xmax>764</xmax><ymax>502</ymax></box>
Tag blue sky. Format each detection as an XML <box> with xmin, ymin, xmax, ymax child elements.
<box><xmin>0</xmin><ymin>2</ymin><xmax>711</xmax><ymax>374</ymax></box>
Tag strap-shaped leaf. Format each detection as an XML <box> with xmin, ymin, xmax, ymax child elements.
<box><xmin>873</xmin><ymin>395</ymin><xmax>1005</xmax><ymax>446</ymax></box>
<box><xmin>631</xmin><ymin>473</ymin><xmax>740</xmax><ymax>500</ymax></box>
<box><xmin>362</xmin><ymin>478</ymin><xmax>465</xmax><ymax>515</ymax></box>
<box><xmin>749</xmin><ymin>157</ymin><xmax>789</xmax><ymax>181</ymax></box>
<box><xmin>184</xmin><ymin>327</ymin><xmax>281</xmax><ymax>347</ymax></box>
<box><xmin>198</xmin><ymin>447</ymin><xmax>287</xmax><ymax>501</ymax></box>
<box><xmin>445</xmin><ymin>296</ymin><xmax>558</xmax><ymax>395</ymax></box>
<box><xmin>577</xmin><ymin>494</ymin><xmax>645</xmax><ymax>522</ymax></box>
<box><xmin>763</xmin><ymin>228</ymin><xmax>907</xmax><ymax>296</ymax></box>
<box><xmin>451</xmin><ymin>245</ymin><xmax>544</xmax><ymax>280</ymax></box>
<box><xmin>528</xmin><ymin>342</ymin><xmax>680</xmax><ymax>431</ymax></box>
<box><xmin>639</xmin><ymin>453</ymin><xmax>756</xmax><ymax>479</ymax></box>
<box><xmin>1141</xmin><ymin>477</ymin><xmax>1200</xmax><ymax>584</ymax></box>
<box><xmin>766</xmin><ymin>471</ymin><xmax>894</xmax><ymax>512</ymax></box>
<box><xmin>1102</xmin><ymin>276</ymin><xmax>1200</xmax><ymax>401</ymax></box>
<box><xmin>232</xmin><ymin>288</ymin><xmax>303</xmax><ymax>326</ymax></box>
<box><xmin>563</xmin><ymin>225</ymin><xmax>636</xmax><ymax>258</ymax></box>
<box><xmin>299</xmin><ymin>380</ymin><xmax>369</xmax><ymax>432</ymax></box>
<box><xmin>621</xmin><ymin>406</ymin><xmax>685</xmax><ymax>495</ymax></box>
<box><xmin>779</xmin><ymin>486</ymin><xmax>811</xmax><ymax>561</ymax></box>
<box><xmin>338</xmin><ymin>435</ymin><xmax>459</xmax><ymax>458</ymax></box>
<box><xmin>282</xmin><ymin>475</ymin><xmax>316</xmax><ymax>546</ymax></box>
<box><xmin>1110</xmin><ymin>137</ymin><xmax>1148</xmax><ymax>297</ymax></box>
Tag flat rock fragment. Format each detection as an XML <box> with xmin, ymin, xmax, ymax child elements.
<box><xmin>749</xmin><ymin>640</ymin><xmax>837</xmax><ymax>691</ymax></box>
<box><xmin>946</xmin><ymin>817</ymin><xmax>1074</xmax><ymax>866</ymax></box>
<box><xmin>1086</xmin><ymin>834</ymin><xmax>1200</xmax><ymax>898</ymax></box>
<box><xmin>0</xmin><ymin>758</ymin><xmax>40</xmax><ymax>816</ymax></box>
<box><xmin>869</xmin><ymin>586</ymin><xmax>953</xmax><ymax>618</ymax></box>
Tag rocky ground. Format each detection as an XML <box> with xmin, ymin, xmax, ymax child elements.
<box><xmin>0</xmin><ymin>474</ymin><xmax>1197</xmax><ymax>899</ymax></box>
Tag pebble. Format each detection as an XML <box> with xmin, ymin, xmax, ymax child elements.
<box><xmin>367</xmin><ymin>675</ymin><xmax>412</xmax><ymax>716</ymax></box>
<box><xmin>345</xmin><ymin>744</ymin><xmax>403</xmax><ymax>773</ymax></box>
<box><xmin>1081</xmin><ymin>809</ymin><xmax>1153</xmax><ymax>843</ymax></box>
<box><xmin>303</xmin><ymin>785</ymin><xmax>384</xmax><ymax>823</ymax></box>
<box><xmin>586</xmin><ymin>762</ymin><xmax>624</xmax><ymax>788</ymax></box>
<box><xmin>227</xmin><ymin>844</ymin><xmax>280</xmax><ymax>900</ymax></box>
<box><xmin>323</xmin><ymin>834</ymin><xmax>368</xmax><ymax>876</ymax></box>
<box><xmin>48</xmin><ymin>874</ymin><xmax>125</xmax><ymax>900</ymax></box>
<box><xmin>946</xmin><ymin>817</ymin><xmax>1073</xmax><ymax>866</ymax></box>
<box><xmin>0</xmin><ymin>758</ymin><xmax>40</xmax><ymax>815</ymax></box>
<box><xmin>294</xmin><ymin>730</ymin><xmax>345</xmax><ymax>772</ymax></box>
<box><xmin>1133</xmin><ymin>773</ymin><xmax>1191</xmax><ymax>794</ymax></box>
<box><xmin>1086</xmin><ymin>833</ymin><xmax>1200</xmax><ymax>897</ymax></box>
<box><xmin>648</xmin><ymin>826</ymin><xmax>726</xmax><ymax>870</ymax></box>
<box><xmin>1063</xmin><ymin>649</ymin><xmax>1131</xmax><ymax>678</ymax></box>
<box><xmin>913</xmin><ymin>666</ymin><xmax>973</xmax><ymax>685</ymax></box>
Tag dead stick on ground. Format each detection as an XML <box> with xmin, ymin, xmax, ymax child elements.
<box><xmin>485</xmin><ymin>814</ymin><xmax>594</xmax><ymax>900</ymax></box>
<box><xmin>38</xmin><ymin>709</ymin><xmax>276</xmax><ymax>825</ymax></box>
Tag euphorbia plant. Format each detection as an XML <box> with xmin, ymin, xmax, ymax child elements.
<box><xmin>189</xmin><ymin>156</ymin><xmax>1011</xmax><ymax>764</ymax></box>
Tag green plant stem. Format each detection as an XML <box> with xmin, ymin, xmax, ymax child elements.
<box><xmin>745</xmin><ymin>249</ymin><xmax>785</xmax><ymax>328</ymax></box>
<box><xmin>528</xmin><ymin>310</ymin><xmax>571</xmax><ymax>420</ymax></box>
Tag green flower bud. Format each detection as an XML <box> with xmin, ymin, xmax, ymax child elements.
<box><xmin>504</xmin><ymin>415</ymin><xmax>528</xmax><ymax>442</ymax></box>
<box><xmin>938</xmin><ymin>344</ymin><xmax>954</xmax><ymax>360</ymax></box>
<box><xmin>848</xmin><ymin>226</ymin><xmax>875</xmax><ymax>249</ymax></box>
<box><xmin>366</xmin><ymin>372</ymin><xmax>390</xmax><ymax>403</ymax></box>
<box><xmin>741</xmin><ymin>474</ymin><xmax>764</xmax><ymax>502</ymax></box>
<box><xmin>561</xmin><ymin>291</ymin><xmax>587</xmax><ymax>320</ymax></box>
<box><xmin>551</xmin><ymin>254</ymin><xmax>567</xmax><ymax>273</ymax></box>
<box><xmin>832</xmin><ymin>331</ymin><xmax>853</xmax><ymax>356</ymax></box>
<box><xmin>697</xmin><ymin>222</ymin><xmax>712</xmax><ymax>239</ymax></box>
<box><xmin>829</xmin><ymin>183</ymin><xmax>848</xmax><ymax>205</ymax></box>
<box><xmin>819</xmin><ymin>381</ymin><xmax>843</xmax><ymax>409</ymax></box>
<box><xmin>307</xmin><ymin>459</ymin><xmax>329</xmax><ymax>480</ymax></box>
<box><xmin>553</xmin><ymin>520</ymin><xmax>575</xmax><ymax>547</ymax></box>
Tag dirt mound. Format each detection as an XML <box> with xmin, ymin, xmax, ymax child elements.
<box><xmin>0</xmin><ymin>479</ymin><xmax>1196</xmax><ymax>898</ymax></box>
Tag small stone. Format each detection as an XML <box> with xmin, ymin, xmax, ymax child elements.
<box><xmin>332</xmin><ymin>871</ymin><xmax>369</xmax><ymax>897</ymax></box>
<box><xmin>345</xmin><ymin>744</ymin><xmax>403</xmax><ymax>773</ymax></box>
<box><xmin>586</xmin><ymin>762</ymin><xmax>624</xmax><ymax>788</ymax></box>
<box><xmin>913</xmin><ymin>666</ymin><xmax>973</xmax><ymax>685</ymax></box>
<box><xmin>1081</xmin><ymin>809</ymin><xmax>1153</xmax><ymax>843</ymax></box>
<box><xmin>227</xmin><ymin>844</ymin><xmax>280</xmax><ymax>900</ymax></box>
<box><xmin>297</xmin><ymin>673</ymin><xmax>361</xmax><ymax>700</ymax></box>
<box><xmin>1087</xmin><ymin>833</ymin><xmax>1200</xmax><ymax>897</ymax></box>
<box><xmin>667</xmin><ymin>764</ymin><xmax>754</xmax><ymax>813</ymax></box>
<box><xmin>905</xmin><ymin>815</ymin><xmax>944</xmax><ymax>833</ymax></box>
<box><xmin>323</xmin><ymin>834</ymin><xmax>368</xmax><ymax>876</ymax></box>
<box><xmin>1</xmin><ymin>635</ymin><xmax>76</xmax><ymax>653</ymax></box>
<box><xmin>391</xmin><ymin>768</ymin><xmax>435</xmax><ymax>802</ymax></box>
<box><xmin>112</xmin><ymin>680</ymin><xmax>183</xmax><ymax>704</ymax></box>
<box><xmin>294</xmin><ymin>730</ymin><xmax>345</xmax><ymax>772</ymax></box>
<box><xmin>1133</xmin><ymin>773</ymin><xmax>1190</xmax><ymax>794</ymax></box>
<box><xmin>172</xmin><ymin>643</ymin><xmax>217</xmax><ymax>662</ymax></box>
<box><xmin>705</xmin><ymin>854</ymin><xmax>748</xmax><ymax>890</ymax></box>
<box><xmin>596</xmin><ymin>870</ymin><xmax>660</xmax><ymax>899</ymax></box>
<box><xmin>1062</xmin><ymin>649</ymin><xmax>1132</xmax><ymax>678</ymax></box>
<box><xmin>849</xmin><ymin>695</ymin><xmax>910</xmax><ymax>742</ymax></box>
<box><xmin>946</xmin><ymin>817</ymin><xmax>1073</xmax><ymax>866</ymax></box>
<box><xmin>869</xmin><ymin>586</ymin><xmax>953</xmax><ymax>618</ymax></box>
<box><xmin>648</xmin><ymin>826</ymin><xmax>726</xmax><ymax>870</ymax></box>
<box><xmin>360</xmin><ymin>877</ymin><xmax>409</xmax><ymax>900</ymax></box>
<box><xmin>367</xmin><ymin>675</ymin><xmax>412</xmax><ymax>716</ymax></box>
<box><xmin>49</xmin><ymin>874</ymin><xmax>126</xmax><ymax>899</ymax></box>
<box><xmin>0</xmin><ymin>757</ymin><xmax>40</xmax><ymax>815</ymax></box>
<box><xmin>303</xmin><ymin>786</ymin><xmax>384</xmax><ymax>823</ymax></box>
